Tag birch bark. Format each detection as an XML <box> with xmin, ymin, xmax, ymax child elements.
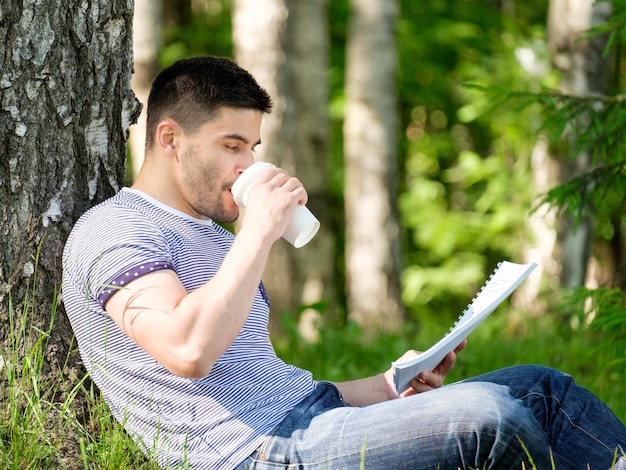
<box><xmin>0</xmin><ymin>0</ymin><xmax>139</xmax><ymax>382</ymax></box>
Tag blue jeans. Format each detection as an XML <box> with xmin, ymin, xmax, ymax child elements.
<box><xmin>236</xmin><ymin>365</ymin><xmax>626</xmax><ymax>469</ymax></box>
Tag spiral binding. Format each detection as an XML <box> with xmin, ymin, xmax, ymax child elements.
<box><xmin>447</xmin><ymin>262</ymin><xmax>502</xmax><ymax>334</ymax></box>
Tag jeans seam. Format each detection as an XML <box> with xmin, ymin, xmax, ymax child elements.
<box><xmin>519</xmin><ymin>391</ymin><xmax>624</xmax><ymax>462</ymax></box>
<box><xmin>338</xmin><ymin>407</ymin><xmax>357</xmax><ymax>438</ymax></box>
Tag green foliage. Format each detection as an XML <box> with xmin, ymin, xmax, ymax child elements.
<box><xmin>396</xmin><ymin>0</ymin><xmax>549</xmax><ymax>325</ymax></box>
<box><xmin>556</xmin><ymin>286</ymin><xmax>626</xmax><ymax>372</ymax></box>
<box><xmin>159</xmin><ymin>0</ymin><xmax>233</xmax><ymax>66</ymax></box>
<box><xmin>395</xmin><ymin>0</ymin><xmax>625</xmax><ymax>392</ymax></box>
<box><xmin>470</xmin><ymin>87</ymin><xmax>626</xmax><ymax>225</ymax></box>
<box><xmin>583</xmin><ymin>0</ymin><xmax>626</xmax><ymax>60</ymax></box>
<box><xmin>463</xmin><ymin>0</ymin><xmax>626</xmax><ymax>386</ymax></box>
<box><xmin>537</xmin><ymin>92</ymin><xmax>626</xmax><ymax>221</ymax></box>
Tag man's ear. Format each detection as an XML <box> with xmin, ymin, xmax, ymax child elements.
<box><xmin>155</xmin><ymin>120</ymin><xmax>180</xmax><ymax>157</ymax></box>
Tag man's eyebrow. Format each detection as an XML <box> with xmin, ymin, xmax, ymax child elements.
<box><xmin>222</xmin><ymin>133</ymin><xmax>262</xmax><ymax>146</ymax></box>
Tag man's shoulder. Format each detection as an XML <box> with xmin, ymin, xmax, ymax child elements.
<box><xmin>65</xmin><ymin>190</ymin><xmax>162</xmax><ymax>257</ymax></box>
<box><xmin>62</xmin><ymin>190</ymin><xmax>172</xmax><ymax>282</ymax></box>
<box><xmin>74</xmin><ymin>189</ymin><xmax>156</xmax><ymax>230</ymax></box>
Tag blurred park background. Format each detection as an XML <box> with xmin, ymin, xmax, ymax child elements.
<box><xmin>127</xmin><ymin>0</ymin><xmax>624</xmax><ymax>418</ymax></box>
<box><xmin>1</xmin><ymin>0</ymin><xmax>625</xmax><ymax>467</ymax></box>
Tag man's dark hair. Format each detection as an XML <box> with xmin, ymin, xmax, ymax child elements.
<box><xmin>145</xmin><ymin>56</ymin><xmax>273</xmax><ymax>149</ymax></box>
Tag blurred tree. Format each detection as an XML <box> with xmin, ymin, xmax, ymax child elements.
<box><xmin>159</xmin><ymin>0</ymin><xmax>233</xmax><ymax>63</ymax></box>
<box><xmin>233</xmin><ymin>0</ymin><xmax>337</xmax><ymax>337</ymax></box>
<box><xmin>547</xmin><ymin>0</ymin><xmax>612</xmax><ymax>288</ymax></box>
<box><xmin>163</xmin><ymin>0</ymin><xmax>192</xmax><ymax>29</ymax></box>
<box><xmin>537</xmin><ymin>0</ymin><xmax>626</xmax><ymax>373</ymax></box>
<box><xmin>517</xmin><ymin>0</ymin><xmax>613</xmax><ymax>309</ymax></box>
<box><xmin>282</xmin><ymin>0</ymin><xmax>338</xmax><ymax>338</ymax></box>
<box><xmin>0</xmin><ymin>1</ymin><xmax>139</xmax><ymax>384</ymax></box>
<box><xmin>465</xmin><ymin>0</ymin><xmax>626</xmax><ymax>373</ymax></box>
<box><xmin>344</xmin><ymin>0</ymin><xmax>404</xmax><ymax>333</ymax></box>
<box><xmin>129</xmin><ymin>0</ymin><xmax>163</xmax><ymax>181</ymax></box>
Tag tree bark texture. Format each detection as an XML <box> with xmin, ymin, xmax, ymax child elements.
<box><xmin>0</xmin><ymin>0</ymin><xmax>139</xmax><ymax>386</ymax></box>
<box><xmin>344</xmin><ymin>0</ymin><xmax>404</xmax><ymax>333</ymax></box>
<box><xmin>233</xmin><ymin>0</ymin><xmax>336</xmax><ymax>333</ymax></box>
<box><xmin>547</xmin><ymin>0</ymin><xmax>611</xmax><ymax>288</ymax></box>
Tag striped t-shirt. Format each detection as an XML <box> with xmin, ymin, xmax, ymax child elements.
<box><xmin>62</xmin><ymin>188</ymin><xmax>317</xmax><ymax>469</ymax></box>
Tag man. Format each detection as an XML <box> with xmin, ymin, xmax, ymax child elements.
<box><xmin>63</xmin><ymin>56</ymin><xmax>626</xmax><ymax>470</ymax></box>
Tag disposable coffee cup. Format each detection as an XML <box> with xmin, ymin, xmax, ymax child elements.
<box><xmin>281</xmin><ymin>204</ymin><xmax>320</xmax><ymax>248</ymax></box>
<box><xmin>232</xmin><ymin>161</ymin><xmax>320</xmax><ymax>248</ymax></box>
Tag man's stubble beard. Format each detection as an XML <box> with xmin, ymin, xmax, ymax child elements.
<box><xmin>181</xmin><ymin>146</ymin><xmax>240</xmax><ymax>224</ymax></box>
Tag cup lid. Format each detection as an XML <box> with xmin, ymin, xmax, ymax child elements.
<box><xmin>231</xmin><ymin>161</ymin><xmax>276</xmax><ymax>205</ymax></box>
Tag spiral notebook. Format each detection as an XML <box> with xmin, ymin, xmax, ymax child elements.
<box><xmin>392</xmin><ymin>260</ymin><xmax>538</xmax><ymax>394</ymax></box>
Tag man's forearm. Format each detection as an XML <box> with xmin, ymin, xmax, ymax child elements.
<box><xmin>334</xmin><ymin>374</ymin><xmax>397</xmax><ymax>406</ymax></box>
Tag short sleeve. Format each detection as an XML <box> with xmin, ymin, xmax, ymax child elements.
<box><xmin>63</xmin><ymin>202</ymin><xmax>175</xmax><ymax>313</ymax></box>
<box><xmin>97</xmin><ymin>260</ymin><xmax>174</xmax><ymax>307</ymax></box>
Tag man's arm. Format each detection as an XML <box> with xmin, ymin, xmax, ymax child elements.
<box><xmin>105</xmin><ymin>169</ymin><xmax>305</xmax><ymax>379</ymax></box>
<box><xmin>104</xmin><ymin>226</ymin><xmax>271</xmax><ymax>379</ymax></box>
<box><xmin>334</xmin><ymin>340</ymin><xmax>466</xmax><ymax>406</ymax></box>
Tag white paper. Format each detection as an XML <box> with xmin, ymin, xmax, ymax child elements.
<box><xmin>392</xmin><ymin>260</ymin><xmax>538</xmax><ymax>394</ymax></box>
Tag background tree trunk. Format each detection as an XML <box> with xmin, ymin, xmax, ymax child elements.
<box><xmin>519</xmin><ymin>0</ymin><xmax>612</xmax><ymax>310</ymax></box>
<box><xmin>162</xmin><ymin>0</ymin><xmax>191</xmax><ymax>30</ymax></box>
<box><xmin>547</xmin><ymin>0</ymin><xmax>612</xmax><ymax>288</ymax></box>
<box><xmin>129</xmin><ymin>0</ymin><xmax>162</xmax><ymax>181</ymax></box>
<box><xmin>233</xmin><ymin>0</ymin><xmax>335</xmax><ymax>337</ymax></box>
<box><xmin>520</xmin><ymin>135</ymin><xmax>561</xmax><ymax>312</ymax></box>
<box><xmin>344</xmin><ymin>0</ymin><xmax>403</xmax><ymax>334</ymax></box>
<box><xmin>0</xmin><ymin>0</ymin><xmax>139</xmax><ymax>386</ymax></box>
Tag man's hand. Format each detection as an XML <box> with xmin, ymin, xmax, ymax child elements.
<box><xmin>334</xmin><ymin>340</ymin><xmax>467</xmax><ymax>406</ymax></box>
<box><xmin>241</xmin><ymin>167</ymin><xmax>307</xmax><ymax>244</ymax></box>
<box><xmin>384</xmin><ymin>340</ymin><xmax>467</xmax><ymax>398</ymax></box>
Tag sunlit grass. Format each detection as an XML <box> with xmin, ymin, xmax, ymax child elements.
<box><xmin>273</xmin><ymin>308</ymin><xmax>626</xmax><ymax>423</ymax></box>
<box><xmin>1</xmin><ymin>291</ymin><xmax>623</xmax><ymax>468</ymax></box>
<box><xmin>0</xmin><ymin>285</ymin><xmax>160</xmax><ymax>469</ymax></box>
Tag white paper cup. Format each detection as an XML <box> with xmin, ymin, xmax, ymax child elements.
<box><xmin>281</xmin><ymin>204</ymin><xmax>320</xmax><ymax>248</ymax></box>
<box><xmin>231</xmin><ymin>161</ymin><xmax>276</xmax><ymax>206</ymax></box>
<box><xmin>231</xmin><ymin>161</ymin><xmax>320</xmax><ymax>248</ymax></box>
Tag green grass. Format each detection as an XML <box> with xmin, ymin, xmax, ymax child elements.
<box><xmin>1</xmin><ymin>297</ymin><xmax>624</xmax><ymax>468</ymax></box>
<box><xmin>274</xmin><ymin>307</ymin><xmax>626</xmax><ymax>423</ymax></box>
<box><xmin>0</xmin><ymin>288</ymin><xmax>160</xmax><ymax>469</ymax></box>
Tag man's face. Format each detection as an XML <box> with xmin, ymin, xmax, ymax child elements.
<box><xmin>177</xmin><ymin>107</ymin><xmax>262</xmax><ymax>222</ymax></box>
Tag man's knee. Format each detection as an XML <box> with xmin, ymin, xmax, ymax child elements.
<box><xmin>445</xmin><ymin>382</ymin><xmax>523</xmax><ymax>432</ymax></box>
<box><xmin>443</xmin><ymin>382</ymin><xmax>552</xmax><ymax>468</ymax></box>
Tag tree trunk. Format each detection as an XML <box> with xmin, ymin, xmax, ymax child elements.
<box><xmin>162</xmin><ymin>0</ymin><xmax>191</xmax><ymax>30</ymax></box>
<box><xmin>233</xmin><ymin>0</ymin><xmax>336</xmax><ymax>337</ymax></box>
<box><xmin>0</xmin><ymin>0</ymin><xmax>139</xmax><ymax>386</ymax></box>
<box><xmin>344</xmin><ymin>0</ymin><xmax>404</xmax><ymax>334</ymax></box>
<box><xmin>283</xmin><ymin>0</ymin><xmax>336</xmax><ymax>339</ymax></box>
<box><xmin>519</xmin><ymin>135</ymin><xmax>561</xmax><ymax>312</ymax></box>
<box><xmin>547</xmin><ymin>0</ymin><xmax>612</xmax><ymax>288</ymax></box>
<box><xmin>129</xmin><ymin>0</ymin><xmax>162</xmax><ymax>181</ymax></box>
